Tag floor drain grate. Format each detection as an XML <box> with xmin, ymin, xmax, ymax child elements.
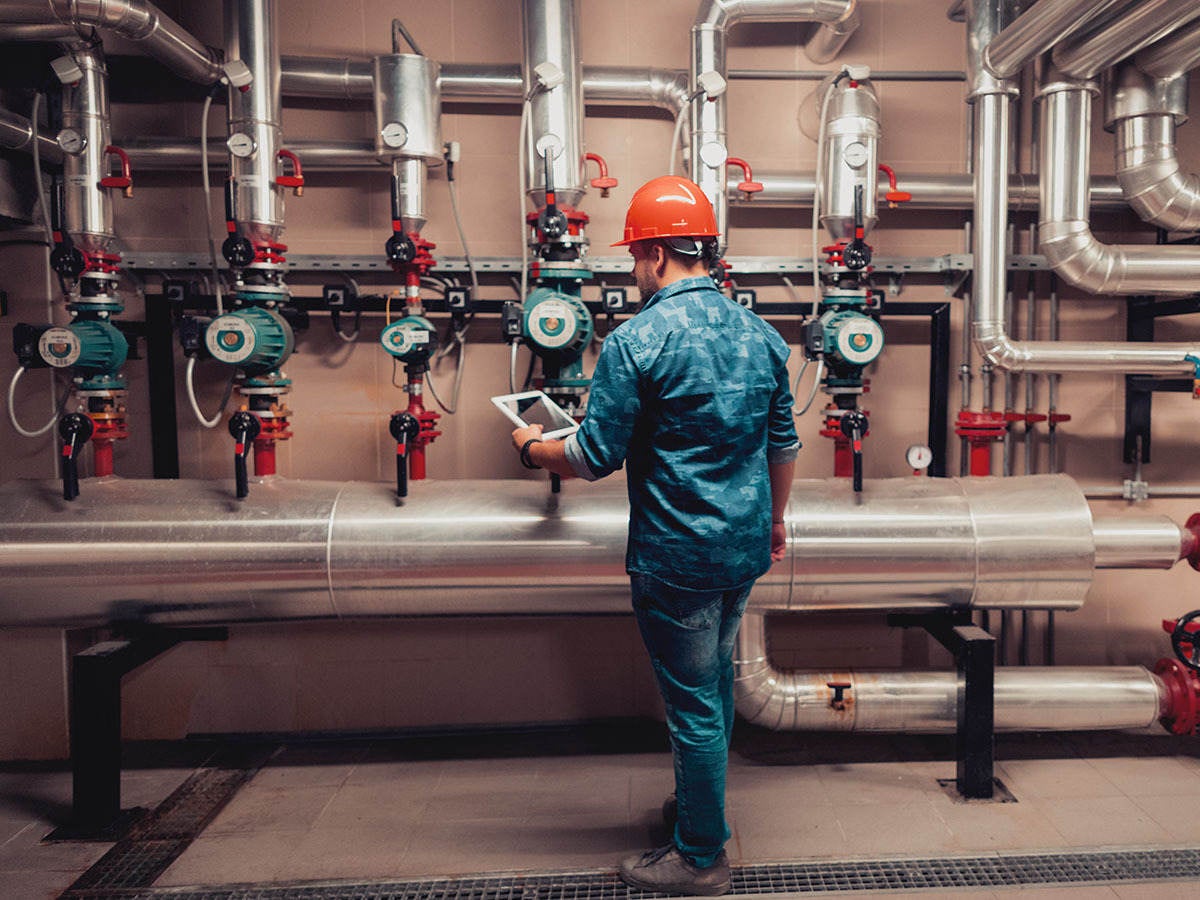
<box><xmin>57</xmin><ymin>846</ymin><xmax>1200</xmax><ymax>898</ymax></box>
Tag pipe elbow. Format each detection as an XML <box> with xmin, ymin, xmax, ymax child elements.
<box><xmin>1119</xmin><ymin>157</ymin><xmax>1200</xmax><ymax>232</ymax></box>
<box><xmin>1039</xmin><ymin>219</ymin><xmax>1119</xmax><ymax>294</ymax></box>
<box><xmin>804</xmin><ymin>0</ymin><xmax>859</xmax><ymax>64</ymax></box>
<box><xmin>972</xmin><ymin>324</ymin><xmax>1027</xmax><ymax>373</ymax></box>
<box><xmin>653</xmin><ymin>69</ymin><xmax>691</xmax><ymax>115</ymax></box>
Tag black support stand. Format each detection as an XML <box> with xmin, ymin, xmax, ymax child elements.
<box><xmin>889</xmin><ymin>611</ymin><xmax>997</xmax><ymax>799</ymax></box>
<box><xmin>57</xmin><ymin>627</ymin><xmax>228</xmax><ymax>839</ymax></box>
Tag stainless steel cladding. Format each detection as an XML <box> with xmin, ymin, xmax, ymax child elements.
<box><xmin>786</xmin><ymin>474</ymin><xmax>1095</xmax><ymax>611</ymax></box>
<box><xmin>735</xmin><ymin>613</ymin><xmax>1165</xmax><ymax>732</ymax></box>
<box><xmin>60</xmin><ymin>47</ymin><xmax>115</xmax><ymax>254</ymax></box>
<box><xmin>373</xmin><ymin>54</ymin><xmax>442</xmax><ymax>163</ymax></box>
<box><xmin>523</xmin><ymin>0</ymin><xmax>585</xmax><ymax>209</ymax></box>
<box><xmin>225</xmin><ymin>0</ymin><xmax>284</xmax><ymax>245</ymax></box>
<box><xmin>819</xmin><ymin>76</ymin><xmax>879</xmax><ymax>241</ymax></box>
<box><xmin>393</xmin><ymin>158</ymin><xmax>427</xmax><ymax>235</ymax></box>
<box><xmin>1091</xmin><ymin>515</ymin><xmax>1188</xmax><ymax>569</ymax></box>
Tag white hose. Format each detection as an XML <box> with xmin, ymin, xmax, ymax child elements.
<box><xmin>185</xmin><ymin>355</ymin><xmax>235</xmax><ymax>429</ymax></box>
<box><xmin>425</xmin><ymin>335</ymin><xmax>465</xmax><ymax>415</ymax></box>
<box><xmin>30</xmin><ymin>93</ymin><xmax>53</xmax><ymax>247</ymax></box>
<box><xmin>811</xmin><ymin>75</ymin><xmax>838</xmax><ymax>319</ymax></box>
<box><xmin>200</xmin><ymin>92</ymin><xmax>224</xmax><ymax>316</ymax></box>
<box><xmin>7</xmin><ymin>367</ymin><xmax>64</xmax><ymax>438</ymax></box>
<box><xmin>448</xmin><ymin>177</ymin><xmax>479</xmax><ymax>300</ymax></box>
<box><xmin>518</xmin><ymin>97</ymin><xmax>532</xmax><ymax>307</ymax></box>
<box><xmin>509</xmin><ymin>340</ymin><xmax>520</xmax><ymax>394</ymax></box>
<box><xmin>668</xmin><ymin>105</ymin><xmax>688</xmax><ymax>176</ymax></box>
<box><xmin>792</xmin><ymin>357</ymin><xmax>826</xmax><ymax>417</ymax></box>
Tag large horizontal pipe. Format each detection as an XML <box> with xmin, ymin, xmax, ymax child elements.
<box><xmin>984</xmin><ymin>0</ymin><xmax>1127</xmax><ymax>81</ymax></box>
<box><xmin>734</xmin><ymin>613</ymin><xmax>1166</xmax><ymax>732</ymax></box>
<box><xmin>0</xmin><ymin>475</ymin><xmax>1193</xmax><ymax>628</ymax></box>
<box><xmin>1136</xmin><ymin>18</ymin><xmax>1200</xmax><ymax>79</ymax></box>
<box><xmin>1053</xmin><ymin>0</ymin><xmax>1200</xmax><ymax>80</ymax></box>
<box><xmin>0</xmin><ymin>107</ymin><xmax>64</xmax><ymax>164</ymax></box>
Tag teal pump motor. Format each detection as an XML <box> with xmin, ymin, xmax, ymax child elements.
<box><xmin>815</xmin><ymin>290</ymin><xmax>884</xmax><ymax>388</ymax></box>
<box><xmin>523</xmin><ymin>287</ymin><xmax>593</xmax><ymax>393</ymax></box>
<box><xmin>37</xmin><ymin>320</ymin><xmax>128</xmax><ymax>390</ymax></box>
<box><xmin>204</xmin><ymin>306</ymin><xmax>294</xmax><ymax>379</ymax></box>
<box><xmin>380</xmin><ymin>314</ymin><xmax>438</xmax><ymax>365</ymax></box>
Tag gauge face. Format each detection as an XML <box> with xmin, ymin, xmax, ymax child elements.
<box><xmin>380</xmin><ymin>121</ymin><xmax>408</xmax><ymax>149</ymax></box>
<box><xmin>55</xmin><ymin>128</ymin><xmax>85</xmax><ymax>155</ymax></box>
<box><xmin>843</xmin><ymin>141</ymin><xmax>869</xmax><ymax>169</ymax></box>
<box><xmin>699</xmin><ymin>140</ymin><xmax>728</xmax><ymax>169</ymax></box>
<box><xmin>906</xmin><ymin>444</ymin><xmax>934</xmax><ymax>470</ymax></box>
<box><xmin>226</xmin><ymin>132</ymin><xmax>256</xmax><ymax>159</ymax></box>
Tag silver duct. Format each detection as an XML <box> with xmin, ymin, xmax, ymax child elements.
<box><xmin>1108</xmin><ymin>64</ymin><xmax>1200</xmax><ymax>232</ymax></box>
<box><xmin>373</xmin><ymin>54</ymin><xmax>441</xmax><ymax>235</ymax></box>
<box><xmin>1053</xmin><ymin>0</ymin><xmax>1200</xmax><ymax>80</ymax></box>
<box><xmin>0</xmin><ymin>475</ymin><xmax>1191</xmax><ymax>628</ymax></box>
<box><xmin>522</xmin><ymin>0</ymin><xmax>585</xmax><ymax>209</ymax></box>
<box><xmin>691</xmin><ymin>0</ymin><xmax>858</xmax><ymax>246</ymax></box>
<box><xmin>984</xmin><ymin>0</ymin><xmax>1127</xmax><ymax>81</ymax></box>
<box><xmin>0</xmin><ymin>107</ymin><xmax>64</xmax><ymax>164</ymax></box>
<box><xmin>1</xmin><ymin>0</ymin><xmax>222</xmax><ymax>84</ymax></box>
<box><xmin>1136</xmin><ymin>18</ymin><xmax>1200</xmax><ymax>79</ymax></box>
<box><xmin>225</xmin><ymin>0</ymin><xmax>284</xmax><ymax>245</ymax></box>
<box><xmin>61</xmin><ymin>46</ymin><xmax>115</xmax><ymax>254</ymax></box>
<box><xmin>733</xmin><ymin>614</ymin><xmax>1165</xmax><ymax>732</ymax></box>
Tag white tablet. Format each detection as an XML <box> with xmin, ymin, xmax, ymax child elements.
<box><xmin>491</xmin><ymin>390</ymin><xmax>580</xmax><ymax>440</ymax></box>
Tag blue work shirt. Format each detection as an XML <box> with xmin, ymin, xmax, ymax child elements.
<box><xmin>564</xmin><ymin>276</ymin><xmax>800</xmax><ymax>590</ymax></box>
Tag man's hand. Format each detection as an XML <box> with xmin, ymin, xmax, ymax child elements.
<box><xmin>770</xmin><ymin>521</ymin><xmax>787</xmax><ymax>562</ymax></box>
<box><xmin>511</xmin><ymin>424</ymin><xmax>544</xmax><ymax>453</ymax></box>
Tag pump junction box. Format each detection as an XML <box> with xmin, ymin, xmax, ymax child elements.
<box><xmin>446</xmin><ymin>287</ymin><xmax>471</xmax><ymax>312</ymax></box>
<box><xmin>602</xmin><ymin>288</ymin><xmax>627</xmax><ymax>312</ymax></box>
<box><xmin>734</xmin><ymin>289</ymin><xmax>757</xmax><ymax>311</ymax></box>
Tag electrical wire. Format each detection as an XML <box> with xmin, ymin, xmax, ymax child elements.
<box><xmin>425</xmin><ymin>334</ymin><xmax>465</xmax><ymax>414</ymax></box>
<box><xmin>30</xmin><ymin>92</ymin><xmax>53</xmax><ymax>247</ymax></box>
<box><xmin>184</xmin><ymin>355</ymin><xmax>235</xmax><ymax>428</ymax></box>
<box><xmin>811</xmin><ymin>74</ymin><xmax>840</xmax><ymax>319</ymax></box>
<box><xmin>7</xmin><ymin>367</ymin><xmax>68</xmax><ymax>438</ymax></box>
<box><xmin>447</xmin><ymin>176</ymin><xmax>480</xmax><ymax>301</ymax></box>
<box><xmin>668</xmin><ymin>105</ymin><xmax>688</xmax><ymax>176</ymax></box>
<box><xmin>200</xmin><ymin>91</ymin><xmax>225</xmax><ymax>316</ymax></box>
<box><xmin>509</xmin><ymin>340</ymin><xmax>520</xmax><ymax>393</ymax></box>
<box><xmin>518</xmin><ymin>97</ymin><xmax>532</xmax><ymax>308</ymax></box>
<box><xmin>792</xmin><ymin>357</ymin><xmax>825</xmax><ymax>417</ymax></box>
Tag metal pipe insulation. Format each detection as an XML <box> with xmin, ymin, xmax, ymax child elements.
<box><xmin>0</xmin><ymin>0</ymin><xmax>222</xmax><ymax>84</ymax></box>
<box><xmin>1092</xmin><ymin>516</ymin><xmax>1195</xmax><ymax>569</ymax></box>
<box><xmin>522</xmin><ymin>0</ymin><xmax>585</xmax><ymax>209</ymax></box>
<box><xmin>61</xmin><ymin>46</ymin><xmax>115</xmax><ymax>254</ymax></box>
<box><xmin>0</xmin><ymin>107</ymin><xmax>64</xmax><ymax>165</ymax></box>
<box><xmin>818</xmin><ymin>75</ymin><xmax>879</xmax><ymax>240</ymax></box>
<box><xmin>1053</xmin><ymin>0</ymin><xmax>1200</xmax><ymax>80</ymax></box>
<box><xmin>984</xmin><ymin>0</ymin><xmax>1127</xmax><ymax>81</ymax></box>
<box><xmin>733</xmin><ymin>613</ymin><xmax>1166</xmax><ymax>732</ymax></box>
<box><xmin>225</xmin><ymin>0</ymin><xmax>283</xmax><ymax>245</ymax></box>
<box><xmin>0</xmin><ymin>475</ymin><xmax>1194</xmax><ymax>628</ymax></box>
<box><xmin>121</xmin><ymin>138</ymin><xmax>378</xmax><ymax>171</ymax></box>
<box><xmin>1136</xmin><ymin>19</ymin><xmax>1200</xmax><ymax>79</ymax></box>
<box><xmin>691</xmin><ymin>0</ymin><xmax>858</xmax><ymax>246</ymax></box>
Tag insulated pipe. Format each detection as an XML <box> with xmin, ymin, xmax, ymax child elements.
<box><xmin>733</xmin><ymin>614</ymin><xmax>1166</xmax><ymax>732</ymax></box>
<box><xmin>1052</xmin><ymin>0</ymin><xmax>1200</xmax><ymax>80</ymax></box>
<box><xmin>225</xmin><ymin>0</ymin><xmax>283</xmax><ymax>245</ymax></box>
<box><xmin>1</xmin><ymin>0</ymin><xmax>222</xmax><ymax>84</ymax></box>
<box><xmin>61</xmin><ymin>46</ymin><xmax>115</xmax><ymax>254</ymax></box>
<box><xmin>1136</xmin><ymin>19</ymin><xmax>1200</xmax><ymax>79</ymax></box>
<box><xmin>691</xmin><ymin>0</ymin><xmax>857</xmax><ymax>246</ymax></box>
<box><xmin>1109</xmin><ymin>65</ymin><xmax>1200</xmax><ymax>233</ymax></box>
<box><xmin>522</xmin><ymin>0</ymin><xmax>585</xmax><ymax>209</ymax></box>
<box><xmin>0</xmin><ymin>475</ymin><xmax>1194</xmax><ymax>628</ymax></box>
<box><xmin>984</xmin><ymin>0</ymin><xmax>1127</xmax><ymax>81</ymax></box>
<box><xmin>0</xmin><ymin>108</ymin><xmax>64</xmax><ymax>164</ymax></box>
<box><xmin>1092</xmin><ymin>516</ymin><xmax>1194</xmax><ymax>569</ymax></box>
<box><xmin>122</xmin><ymin>138</ymin><xmax>378</xmax><ymax>171</ymax></box>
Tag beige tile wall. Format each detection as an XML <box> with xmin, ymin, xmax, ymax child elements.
<box><xmin>3</xmin><ymin>0</ymin><xmax>1200</xmax><ymax>758</ymax></box>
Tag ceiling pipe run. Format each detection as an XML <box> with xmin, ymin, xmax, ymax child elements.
<box><xmin>1052</xmin><ymin>0</ymin><xmax>1200</xmax><ymax>80</ymax></box>
<box><xmin>0</xmin><ymin>0</ymin><xmax>222</xmax><ymax>84</ymax></box>
<box><xmin>1136</xmin><ymin>18</ymin><xmax>1200</xmax><ymax>79</ymax></box>
<box><xmin>691</xmin><ymin>0</ymin><xmax>859</xmax><ymax>247</ymax></box>
<box><xmin>733</xmin><ymin>613</ymin><xmax>1167</xmax><ymax>732</ymax></box>
<box><xmin>983</xmin><ymin>0</ymin><xmax>1126</xmax><ymax>81</ymax></box>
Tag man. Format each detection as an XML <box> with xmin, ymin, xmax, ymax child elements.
<box><xmin>511</xmin><ymin>175</ymin><xmax>799</xmax><ymax>896</ymax></box>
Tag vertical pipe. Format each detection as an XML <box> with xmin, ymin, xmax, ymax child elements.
<box><xmin>61</xmin><ymin>46</ymin><xmax>115</xmax><ymax>254</ymax></box>
<box><xmin>690</xmin><ymin>21</ymin><xmax>728</xmax><ymax>247</ymax></box>
<box><xmin>522</xmin><ymin>0</ymin><xmax>585</xmax><ymax>209</ymax></box>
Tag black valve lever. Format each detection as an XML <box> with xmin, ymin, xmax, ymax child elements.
<box><xmin>221</xmin><ymin>178</ymin><xmax>255</xmax><ymax>268</ymax></box>
<box><xmin>48</xmin><ymin>178</ymin><xmax>85</xmax><ymax>280</ymax></box>
<box><xmin>840</xmin><ymin>410</ymin><xmax>868</xmax><ymax>493</ymax></box>
<box><xmin>228</xmin><ymin>411</ymin><xmax>260</xmax><ymax>500</ymax></box>
<box><xmin>385</xmin><ymin>175</ymin><xmax>417</xmax><ymax>264</ymax></box>
<box><xmin>842</xmin><ymin>184</ymin><xmax>872</xmax><ymax>271</ymax></box>
<box><xmin>389</xmin><ymin>412</ymin><xmax>420</xmax><ymax>498</ymax></box>
<box><xmin>59</xmin><ymin>413</ymin><xmax>94</xmax><ymax>501</ymax></box>
<box><xmin>537</xmin><ymin>150</ymin><xmax>567</xmax><ymax>241</ymax></box>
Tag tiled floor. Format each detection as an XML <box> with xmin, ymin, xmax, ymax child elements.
<box><xmin>3</xmin><ymin>727</ymin><xmax>1200</xmax><ymax>898</ymax></box>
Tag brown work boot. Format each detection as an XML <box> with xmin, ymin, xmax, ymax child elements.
<box><xmin>619</xmin><ymin>845</ymin><xmax>730</xmax><ymax>896</ymax></box>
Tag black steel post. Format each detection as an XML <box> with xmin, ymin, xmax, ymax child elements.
<box><xmin>1124</xmin><ymin>297</ymin><xmax>1156</xmax><ymax>465</ymax></box>
<box><xmin>146</xmin><ymin>286</ymin><xmax>180</xmax><ymax>478</ymax></box>
<box><xmin>954</xmin><ymin>623</ymin><xmax>996</xmax><ymax>798</ymax></box>
<box><xmin>927</xmin><ymin>302</ymin><xmax>951</xmax><ymax>477</ymax></box>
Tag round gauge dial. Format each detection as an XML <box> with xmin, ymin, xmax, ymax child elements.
<box><xmin>906</xmin><ymin>444</ymin><xmax>934</xmax><ymax>470</ymax></box>
<box><xmin>380</xmin><ymin>121</ymin><xmax>408</xmax><ymax>149</ymax></box>
<box><xmin>699</xmin><ymin>141</ymin><xmax>728</xmax><ymax>169</ymax></box>
<box><xmin>226</xmin><ymin>132</ymin><xmax>257</xmax><ymax>159</ymax></box>
<box><xmin>843</xmin><ymin>141</ymin><xmax>869</xmax><ymax>169</ymax></box>
<box><xmin>55</xmin><ymin>128</ymin><xmax>86</xmax><ymax>155</ymax></box>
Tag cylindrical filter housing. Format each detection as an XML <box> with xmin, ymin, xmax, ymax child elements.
<box><xmin>523</xmin><ymin>0</ymin><xmax>586</xmax><ymax>209</ymax></box>
<box><xmin>373</xmin><ymin>54</ymin><xmax>443</xmax><ymax>163</ymax></box>
<box><xmin>60</xmin><ymin>47</ymin><xmax>115</xmax><ymax>254</ymax></box>
<box><xmin>819</xmin><ymin>76</ymin><xmax>880</xmax><ymax>241</ymax></box>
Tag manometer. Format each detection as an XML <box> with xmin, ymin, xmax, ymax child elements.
<box><xmin>55</xmin><ymin>128</ymin><xmax>85</xmax><ymax>155</ymax></box>
<box><xmin>226</xmin><ymin>132</ymin><xmax>256</xmax><ymax>159</ymax></box>
<box><xmin>906</xmin><ymin>444</ymin><xmax>934</xmax><ymax>471</ymax></box>
<box><xmin>843</xmin><ymin>141</ymin><xmax>869</xmax><ymax>169</ymax></box>
<box><xmin>380</xmin><ymin>122</ymin><xmax>408</xmax><ymax>149</ymax></box>
<box><xmin>699</xmin><ymin>141</ymin><xmax>728</xmax><ymax>169</ymax></box>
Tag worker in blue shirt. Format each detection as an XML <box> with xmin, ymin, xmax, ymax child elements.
<box><xmin>511</xmin><ymin>175</ymin><xmax>799</xmax><ymax>895</ymax></box>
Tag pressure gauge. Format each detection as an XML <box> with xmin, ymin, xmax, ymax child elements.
<box><xmin>843</xmin><ymin>141</ymin><xmax>869</xmax><ymax>169</ymax></box>
<box><xmin>906</xmin><ymin>444</ymin><xmax>934</xmax><ymax>471</ymax></box>
<box><xmin>55</xmin><ymin>128</ymin><xmax>85</xmax><ymax>155</ymax></box>
<box><xmin>699</xmin><ymin>140</ymin><xmax>728</xmax><ymax>169</ymax></box>
<box><xmin>380</xmin><ymin>121</ymin><xmax>408</xmax><ymax>150</ymax></box>
<box><xmin>226</xmin><ymin>132</ymin><xmax>256</xmax><ymax>159</ymax></box>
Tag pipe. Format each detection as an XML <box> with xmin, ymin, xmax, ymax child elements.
<box><xmin>1053</xmin><ymin>0</ymin><xmax>1200</xmax><ymax>80</ymax></box>
<box><xmin>1092</xmin><ymin>516</ymin><xmax>1192</xmax><ymax>569</ymax></box>
<box><xmin>225</xmin><ymin>0</ymin><xmax>283</xmax><ymax>245</ymax></box>
<box><xmin>691</xmin><ymin>0</ymin><xmax>857</xmax><ymax>247</ymax></box>
<box><xmin>802</xmin><ymin>0</ymin><xmax>860</xmax><ymax>65</ymax></box>
<box><xmin>0</xmin><ymin>108</ymin><xmax>64</xmax><ymax>164</ymax></box>
<box><xmin>0</xmin><ymin>475</ymin><xmax>1192</xmax><ymax>628</ymax></box>
<box><xmin>1136</xmin><ymin>19</ymin><xmax>1200</xmax><ymax>79</ymax></box>
<box><xmin>984</xmin><ymin>0</ymin><xmax>1127</xmax><ymax>81</ymax></box>
<box><xmin>733</xmin><ymin>614</ymin><xmax>1165</xmax><ymax>732</ymax></box>
<box><xmin>1109</xmin><ymin>66</ymin><xmax>1200</xmax><ymax>232</ymax></box>
<box><xmin>62</xmin><ymin>46</ymin><xmax>115</xmax><ymax>254</ymax></box>
<box><xmin>122</xmin><ymin>138</ymin><xmax>379</xmax><ymax>171</ymax></box>
<box><xmin>522</xmin><ymin>0</ymin><xmax>585</xmax><ymax>209</ymax></box>
<box><xmin>1</xmin><ymin>0</ymin><xmax>222</xmax><ymax>84</ymax></box>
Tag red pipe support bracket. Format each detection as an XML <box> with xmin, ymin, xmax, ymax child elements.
<box><xmin>276</xmin><ymin>148</ymin><xmax>304</xmax><ymax>196</ymax></box>
<box><xmin>584</xmin><ymin>153</ymin><xmax>617</xmax><ymax>197</ymax></box>
<box><xmin>100</xmin><ymin>145</ymin><xmax>133</xmax><ymax>198</ymax></box>
<box><xmin>726</xmin><ymin>157</ymin><xmax>763</xmax><ymax>197</ymax></box>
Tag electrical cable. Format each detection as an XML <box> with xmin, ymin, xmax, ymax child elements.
<box><xmin>184</xmin><ymin>355</ymin><xmax>235</xmax><ymax>428</ymax></box>
<box><xmin>447</xmin><ymin>175</ymin><xmax>480</xmax><ymax>301</ymax></box>
<box><xmin>200</xmin><ymin>91</ymin><xmax>225</xmax><ymax>316</ymax></box>
<box><xmin>30</xmin><ymin>92</ymin><xmax>53</xmax><ymax>248</ymax></box>
<box><xmin>7</xmin><ymin>367</ymin><xmax>68</xmax><ymax>438</ymax></box>
<box><xmin>425</xmin><ymin>335</ymin><xmax>465</xmax><ymax>415</ymax></box>
<box><xmin>668</xmin><ymin>105</ymin><xmax>688</xmax><ymax>176</ymax></box>
<box><xmin>811</xmin><ymin>72</ymin><xmax>842</xmax><ymax>319</ymax></box>
<box><xmin>518</xmin><ymin>96</ymin><xmax>532</xmax><ymax>308</ymax></box>
<box><xmin>792</xmin><ymin>357</ymin><xmax>825</xmax><ymax>416</ymax></box>
<box><xmin>509</xmin><ymin>339</ymin><xmax>519</xmax><ymax>393</ymax></box>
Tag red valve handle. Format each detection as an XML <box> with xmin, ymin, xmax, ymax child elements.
<box><xmin>584</xmin><ymin>152</ymin><xmax>617</xmax><ymax>197</ymax></box>
<box><xmin>878</xmin><ymin>163</ymin><xmax>911</xmax><ymax>206</ymax></box>
<box><xmin>276</xmin><ymin>148</ymin><xmax>304</xmax><ymax>196</ymax></box>
<box><xmin>100</xmin><ymin>145</ymin><xmax>133</xmax><ymax>198</ymax></box>
<box><xmin>726</xmin><ymin>156</ymin><xmax>763</xmax><ymax>196</ymax></box>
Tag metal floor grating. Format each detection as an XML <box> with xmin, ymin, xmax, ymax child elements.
<box><xmin>56</xmin><ymin>847</ymin><xmax>1200</xmax><ymax>898</ymax></box>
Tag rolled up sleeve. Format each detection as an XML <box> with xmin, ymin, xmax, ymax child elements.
<box><xmin>570</xmin><ymin>332</ymin><xmax>643</xmax><ymax>481</ymax></box>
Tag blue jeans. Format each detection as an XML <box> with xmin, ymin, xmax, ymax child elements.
<box><xmin>631</xmin><ymin>572</ymin><xmax>753</xmax><ymax>868</ymax></box>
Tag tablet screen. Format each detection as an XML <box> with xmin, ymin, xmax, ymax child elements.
<box><xmin>497</xmin><ymin>394</ymin><xmax>578</xmax><ymax>432</ymax></box>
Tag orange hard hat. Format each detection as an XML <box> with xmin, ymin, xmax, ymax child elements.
<box><xmin>612</xmin><ymin>175</ymin><xmax>719</xmax><ymax>246</ymax></box>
